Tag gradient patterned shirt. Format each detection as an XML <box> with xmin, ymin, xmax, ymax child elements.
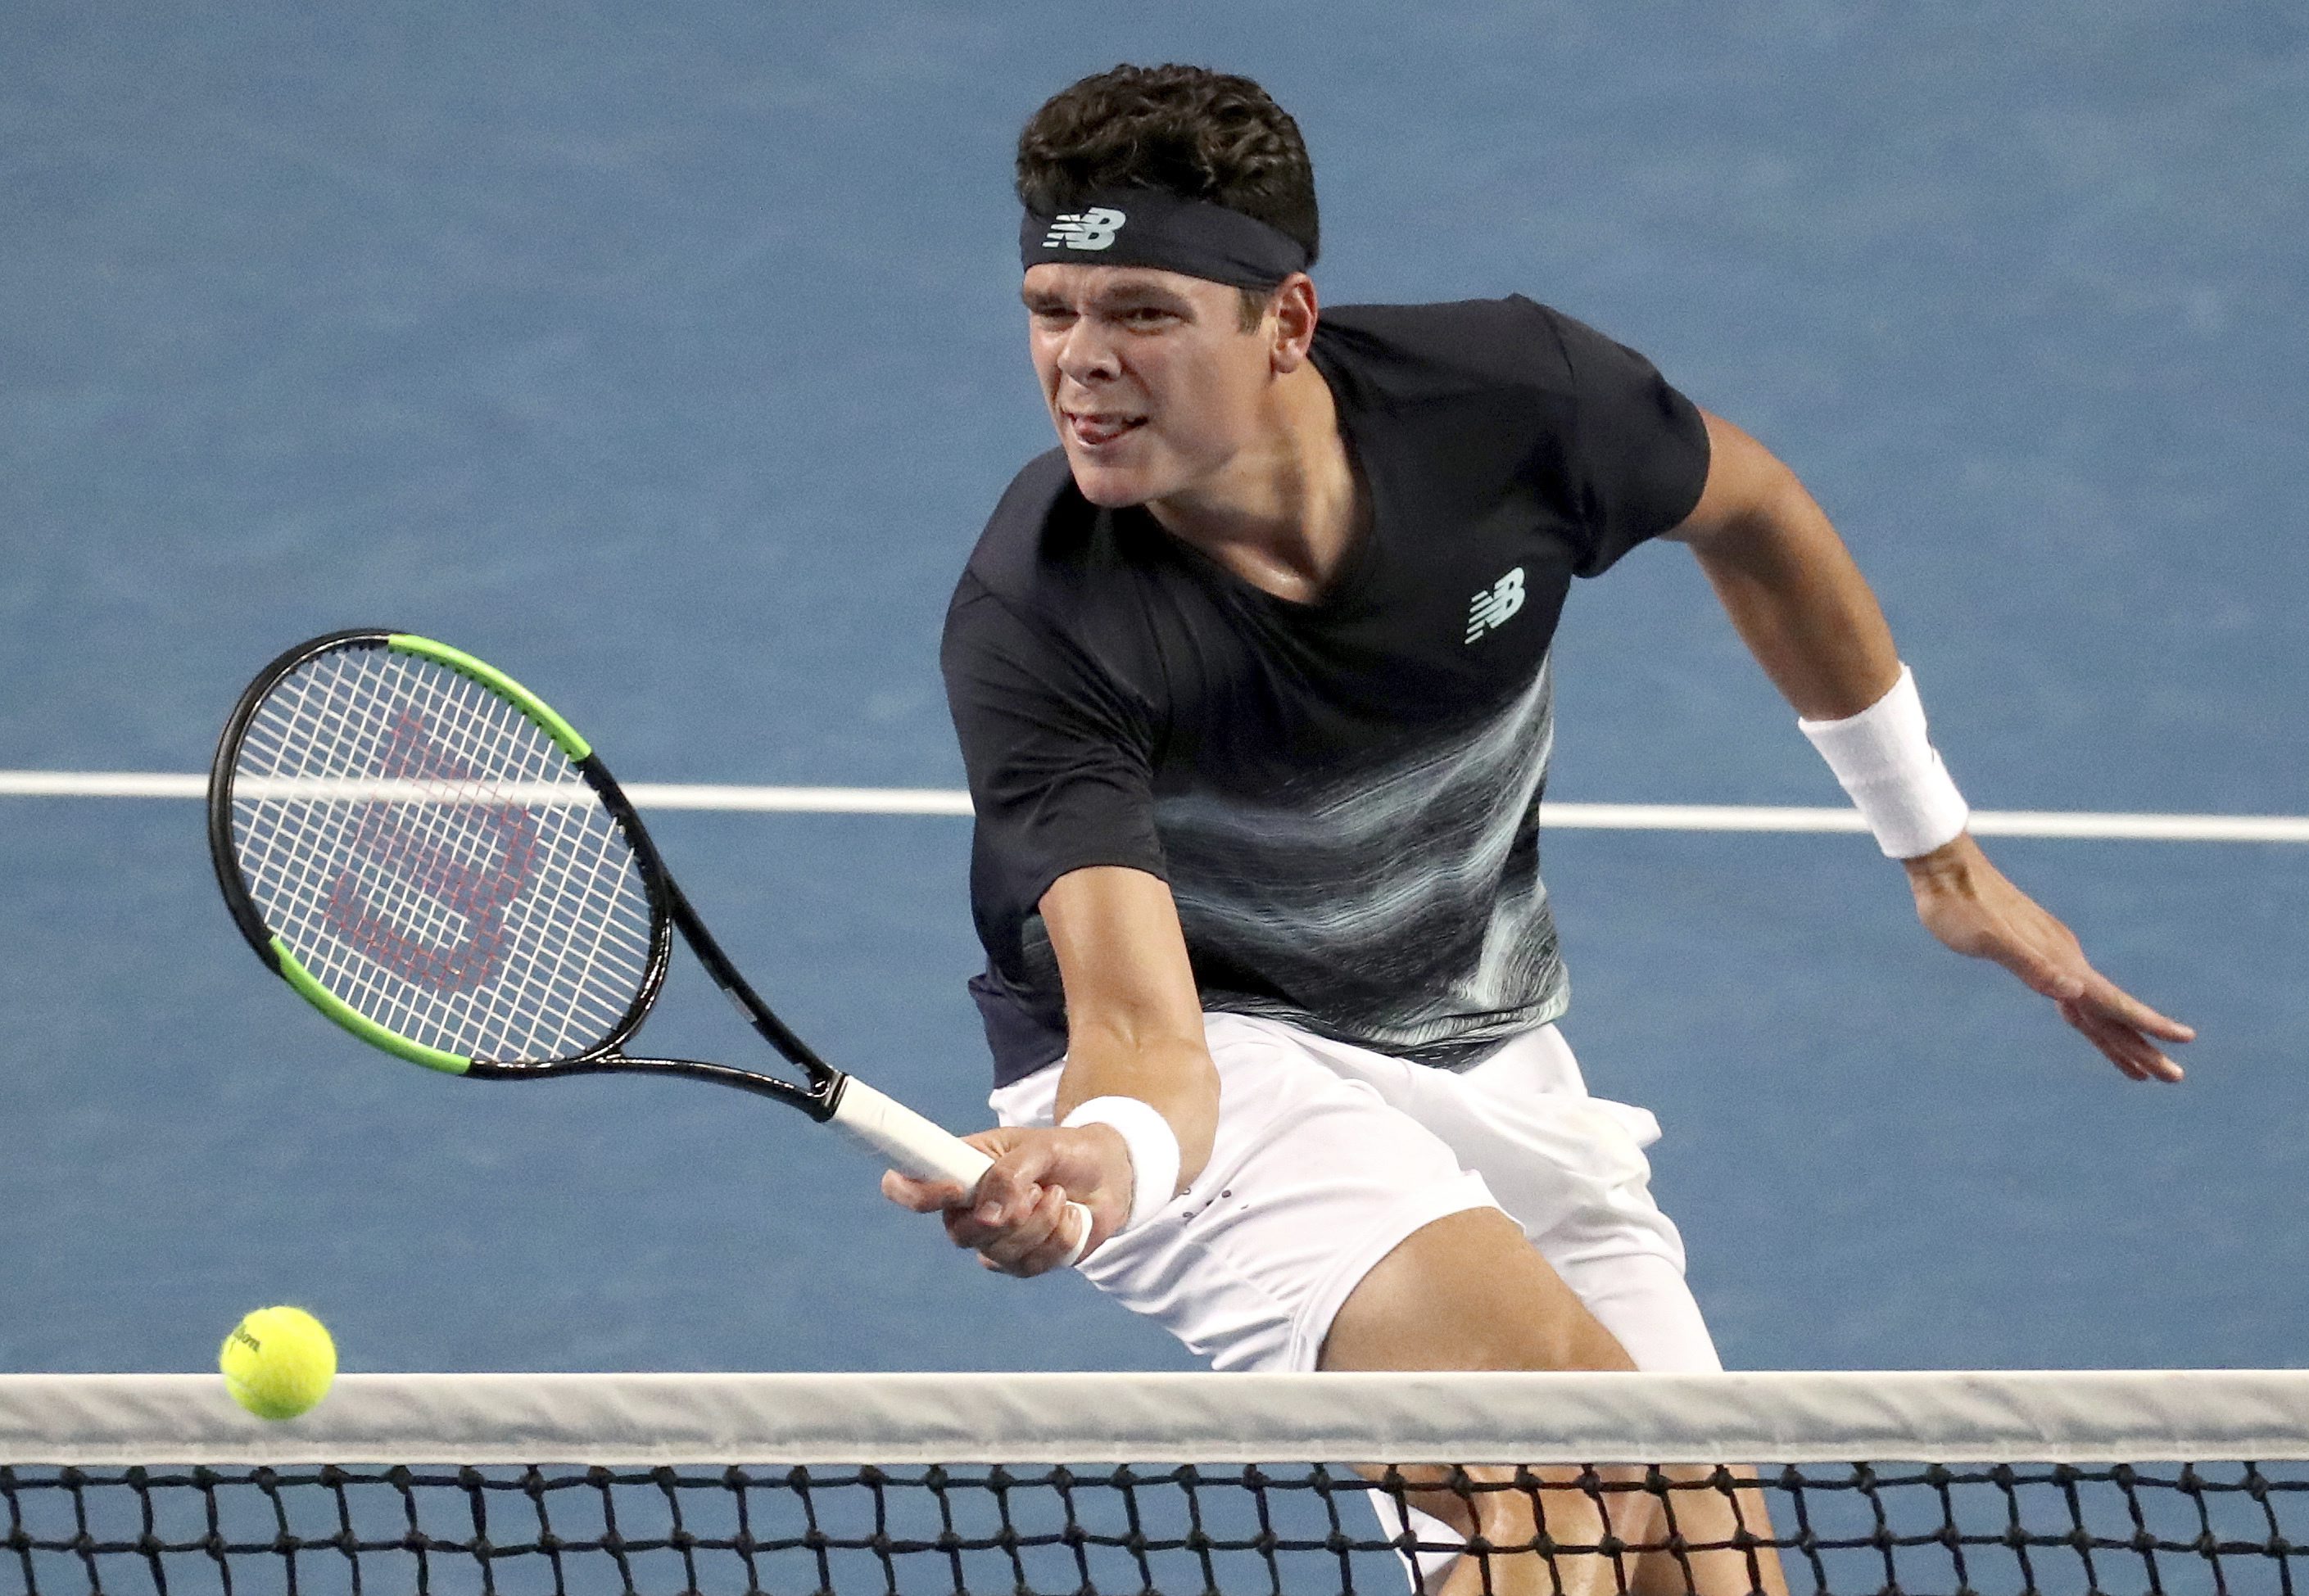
<box><xmin>944</xmin><ymin>297</ymin><xmax>1709</xmax><ymax>1087</ymax></box>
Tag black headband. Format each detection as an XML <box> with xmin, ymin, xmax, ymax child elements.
<box><xmin>1020</xmin><ymin>188</ymin><xmax>1310</xmax><ymax>289</ymax></box>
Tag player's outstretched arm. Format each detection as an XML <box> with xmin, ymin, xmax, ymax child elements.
<box><xmin>882</xmin><ymin>865</ymin><xmax>1220</xmax><ymax>1273</ymax></box>
<box><xmin>1666</xmin><ymin>410</ymin><xmax>2194</xmax><ymax>1081</ymax></box>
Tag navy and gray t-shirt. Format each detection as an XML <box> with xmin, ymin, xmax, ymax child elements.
<box><xmin>943</xmin><ymin>296</ymin><xmax>1709</xmax><ymax>1088</ymax></box>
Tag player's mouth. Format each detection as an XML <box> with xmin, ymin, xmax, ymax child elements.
<box><xmin>1063</xmin><ymin>409</ymin><xmax>1148</xmax><ymax>449</ymax></box>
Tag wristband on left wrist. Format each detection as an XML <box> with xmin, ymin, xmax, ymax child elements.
<box><xmin>1799</xmin><ymin>662</ymin><xmax>1971</xmax><ymax>860</ymax></box>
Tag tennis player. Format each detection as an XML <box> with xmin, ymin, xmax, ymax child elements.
<box><xmin>886</xmin><ymin>64</ymin><xmax>2194</xmax><ymax>1594</ymax></box>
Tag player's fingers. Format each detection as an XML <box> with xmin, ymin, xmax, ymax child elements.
<box><xmin>1056</xmin><ymin>1197</ymin><xmax>1095</xmax><ymax>1265</ymax></box>
<box><xmin>949</xmin><ymin>1172</ymin><xmax>1078</xmax><ymax>1258</ymax></box>
<box><xmin>972</xmin><ymin>1169</ymin><xmax>1049</xmax><ymax>1232</ymax></box>
<box><xmin>880</xmin><ymin>1169</ymin><xmax>970</xmax><ymax>1214</ymax></box>
<box><xmin>2071</xmin><ymin>1001</ymin><xmax>2171</xmax><ymax>1082</ymax></box>
<box><xmin>2055</xmin><ymin>965</ymin><xmax>2189</xmax><ymax>1079</ymax></box>
<box><xmin>947</xmin><ymin>1211</ymin><xmax>1004</xmax><ymax>1250</ymax></box>
<box><xmin>2076</xmin><ymin>1018</ymin><xmax>2152</xmax><ymax>1082</ymax></box>
<box><xmin>980</xmin><ymin>1182</ymin><xmax>1074</xmax><ymax>1277</ymax></box>
<box><xmin>2076</xmin><ymin>971</ymin><xmax>2197</xmax><ymax>1044</ymax></box>
<box><xmin>1033</xmin><ymin>1185</ymin><xmax>1094</xmax><ymax>1273</ymax></box>
<box><xmin>1009</xmin><ymin>1183</ymin><xmax>1080</xmax><ymax>1277</ymax></box>
<box><xmin>2059</xmin><ymin>997</ymin><xmax>2182</xmax><ymax>1083</ymax></box>
<box><xmin>2104</xmin><ymin>1024</ymin><xmax>2184</xmax><ymax>1083</ymax></box>
<box><xmin>943</xmin><ymin>1192</ymin><xmax>1042</xmax><ymax>1251</ymax></box>
<box><xmin>971</xmin><ymin>1142</ymin><xmax>1065</xmax><ymax>1228</ymax></box>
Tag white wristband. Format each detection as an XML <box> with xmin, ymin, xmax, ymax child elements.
<box><xmin>1799</xmin><ymin>663</ymin><xmax>1971</xmax><ymax>860</ymax></box>
<box><xmin>1060</xmin><ymin>1096</ymin><xmax>1182</xmax><ymax>1234</ymax></box>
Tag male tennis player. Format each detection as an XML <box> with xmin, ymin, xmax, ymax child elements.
<box><xmin>886</xmin><ymin>64</ymin><xmax>2194</xmax><ymax>1594</ymax></box>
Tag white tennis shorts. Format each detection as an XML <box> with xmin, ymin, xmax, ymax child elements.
<box><xmin>989</xmin><ymin>1010</ymin><xmax>1719</xmax><ymax>1376</ymax></box>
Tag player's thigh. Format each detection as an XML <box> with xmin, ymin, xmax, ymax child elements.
<box><xmin>1318</xmin><ymin>1205</ymin><xmax>1636</xmax><ymax>1374</ymax></box>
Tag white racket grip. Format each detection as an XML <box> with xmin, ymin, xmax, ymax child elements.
<box><xmin>831</xmin><ymin>1078</ymin><xmax>1091</xmax><ymax>1267</ymax></box>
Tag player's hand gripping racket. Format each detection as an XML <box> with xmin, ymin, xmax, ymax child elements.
<box><xmin>207</xmin><ymin>630</ymin><xmax>1089</xmax><ymax>1264</ymax></box>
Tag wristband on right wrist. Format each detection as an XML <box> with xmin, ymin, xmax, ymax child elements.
<box><xmin>1798</xmin><ymin>662</ymin><xmax>1971</xmax><ymax>861</ymax></box>
<box><xmin>1059</xmin><ymin>1096</ymin><xmax>1182</xmax><ymax>1234</ymax></box>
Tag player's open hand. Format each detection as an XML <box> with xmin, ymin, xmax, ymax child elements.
<box><xmin>1904</xmin><ymin>834</ymin><xmax>2194</xmax><ymax>1082</ymax></box>
<box><xmin>881</xmin><ymin>1124</ymin><xmax>1134</xmax><ymax>1277</ymax></box>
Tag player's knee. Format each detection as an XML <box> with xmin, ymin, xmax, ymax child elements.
<box><xmin>1414</xmin><ymin>1465</ymin><xmax>1663</xmax><ymax>1592</ymax></box>
<box><xmin>1364</xmin><ymin>1464</ymin><xmax>1534</xmax><ymax>1544</ymax></box>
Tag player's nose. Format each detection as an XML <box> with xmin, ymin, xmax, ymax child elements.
<box><xmin>1054</xmin><ymin>317</ymin><xmax>1122</xmax><ymax>384</ymax></box>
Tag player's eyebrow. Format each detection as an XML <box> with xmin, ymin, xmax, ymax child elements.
<box><xmin>1103</xmin><ymin>285</ymin><xmax>1193</xmax><ymax>314</ymax></box>
<box><xmin>1021</xmin><ymin>279</ymin><xmax>1197</xmax><ymax>316</ymax></box>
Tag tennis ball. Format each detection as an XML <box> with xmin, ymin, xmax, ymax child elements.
<box><xmin>220</xmin><ymin>1305</ymin><xmax>337</xmax><ymax>1420</ymax></box>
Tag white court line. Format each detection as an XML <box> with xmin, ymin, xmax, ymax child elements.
<box><xmin>2</xmin><ymin>769</ymin><xmax>2304</xmax><ymax>842</ymax></box>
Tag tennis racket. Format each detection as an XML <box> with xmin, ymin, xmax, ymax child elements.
<box><xmin>207</xmin><ymin>629</ymin><xmax>1088</xmax><ymax>1259</ymax></box>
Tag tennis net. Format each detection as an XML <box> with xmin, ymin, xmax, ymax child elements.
<box><xmin>4</xmin><ymin>1369</ymin><xmax>2307</xmax><ymax>1595</ymax></box>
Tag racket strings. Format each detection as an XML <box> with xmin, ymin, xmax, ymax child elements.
<box><xmin>244</xmin><ymin>653</ymin><xmax>646</xmax><ymax>1057</ymax></box>
<box><xmin>230</xmin><ymin>647</ymin><xmax>655</xmax><ymax>1061</ymax></box>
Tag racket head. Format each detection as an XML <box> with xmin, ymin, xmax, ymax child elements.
<box><xmin>208</xmin><ymin>631</ymin><xmax>672</xmax><ymax>1074</ymax></box>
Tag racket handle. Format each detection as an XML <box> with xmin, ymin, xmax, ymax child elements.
<box><xmin>832</xmin><ymin>1078</ymin><xmax>1092</xmax><ymax>1268</ymax></box>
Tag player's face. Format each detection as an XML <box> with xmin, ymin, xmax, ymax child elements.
<box><xmin>1022</xmin><ymin>264</ymin><xmax>1279</xmax><ymax>509</ymax></box>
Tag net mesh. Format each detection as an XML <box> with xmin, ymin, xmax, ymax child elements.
<box><xmin>6</xmin><ymin>1458</ymin><xmax>2304</xmax><ymax>1596</ymax></box>
<box><xmin>6</xmin><ymin>1372</ymin><xmax>2306</xmax><ymax>1596</ymax></box>
<box><xmin>228</xmin><ymin>644</ymin><xmax>654</xmax><ymax>1063</ymax></box>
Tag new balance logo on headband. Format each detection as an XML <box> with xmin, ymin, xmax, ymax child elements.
<box><xmin>1465</xmin><ymin>567</ymin><xmax>1526</xmax><ymax>643</ymax></box>
<box><xmin>1044</xmin><ymin>207</ymin><xmax>1126</xmax><ymax>251</ymax></box>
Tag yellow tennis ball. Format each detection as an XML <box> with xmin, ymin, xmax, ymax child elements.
<box><xmin>220</xmin><ymin>1306</ymin><xmax>337</xmax><ymax>1420</ymax></box>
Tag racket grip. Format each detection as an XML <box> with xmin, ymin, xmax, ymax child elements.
<box><xmin>833</xmin><ymin>1078</ymin><xmax>1093</xmax><ymax>1268</ymax></box>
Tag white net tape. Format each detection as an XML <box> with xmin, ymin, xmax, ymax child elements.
<box><xmin>8</xmin><ymin>1373</ymin><xmax>2309</xmax><ymax>1596</ymax></box>
<box><xmin>7</xmin><ymin>1372</ymin><xmax>2309</xmax><ymax>1468</ymax></box>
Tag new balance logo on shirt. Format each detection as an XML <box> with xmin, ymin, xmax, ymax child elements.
<box><xmin>1044</xmin><ymin>208</ymin><xmax>1126</xmax><ymax>251</ymax></box>
<box><xmin>1465</xmin><ymin>567</ymin><xmax>1526</xmax><ymax>643</ymax></box>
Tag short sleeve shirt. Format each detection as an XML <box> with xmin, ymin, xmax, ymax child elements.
<box><xmin>944</xmin><ymin>296</ymin><xmax>1709</xmax><ymax>1087</ymax></box>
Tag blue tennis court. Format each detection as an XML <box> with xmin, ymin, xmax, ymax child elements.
<box><xmin>2</xmin><ymin>2</ymin><xmax>2302</xmax><ymax>1382</ymax></box>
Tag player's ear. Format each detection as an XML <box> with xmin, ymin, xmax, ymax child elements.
<box><xmin>1267</xmin><ymin>274</ymin><xmax>1319</xmax><ymax>373</ymax></box>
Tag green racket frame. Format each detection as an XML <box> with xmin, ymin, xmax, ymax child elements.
<box><xmin>206</xmin><ymin>629</ymin><xmax>843</xmax><ymax>1118</ymax></box>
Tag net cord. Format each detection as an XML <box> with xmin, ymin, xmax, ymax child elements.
<box><xmin>6</xmin><ymin>1372</ymin><xmax>2307</xmax><ymax>1468</ymax></box>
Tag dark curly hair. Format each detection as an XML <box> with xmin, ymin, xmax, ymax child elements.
<box><xmin>1017</xmin><ymin>65</ymin><xmax>1318</xmax><ymax>327</ymax></box>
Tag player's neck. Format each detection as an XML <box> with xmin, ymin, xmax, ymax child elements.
<box><xmin>1144</xmin><ymin>364</ymin><xmax>1363</xmax><ymax>606</ymax></box>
